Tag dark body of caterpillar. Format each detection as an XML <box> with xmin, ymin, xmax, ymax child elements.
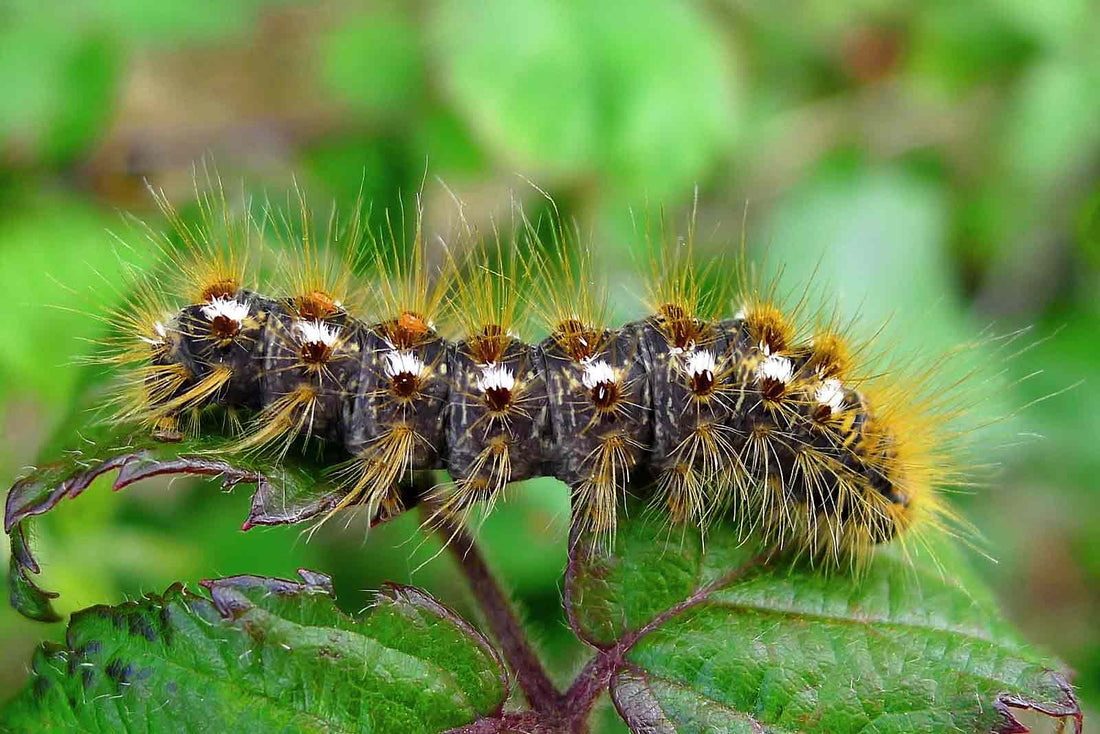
<box><xmin>152</xmin><ymin>289</ymin><xmax>909</xmax><ymax>552</ymax></box>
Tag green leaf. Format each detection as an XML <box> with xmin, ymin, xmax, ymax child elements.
<box><xmin>432</xmin><ymin>0</ymin><xmax>598</xmax><ymax>178</ymax></box>
<box><xmin>44</xmin><ymin>32</ymin><xmax>123</xmax><ymax>165</ymax></box>
<box><xmin>320</xmin><ymin>8</ymin><xmax>425</xmax><ymax>116</ymax></box>
<box><xmin>1</xmin><ymin>570</ymin><xmax>508</xmax><ymax>732</ymax></box>
<box><xmin>431</xmin><ymin>0</ymin><xmax>739</xmax><ymax>197</ymax></box>
<box><xmin>0</xmin><ymin>194</ymin><xmax>124</xmax><ymax>406</ymax></box>
<box><xmin>565</xmin><ymin>505</ymin><xmax>1082</xmax><ymax>733</ymax></box>
<box><xmin>4</xmin><ymin>415</ymin><xmax>390</xmax><ymax>622</ymax></box>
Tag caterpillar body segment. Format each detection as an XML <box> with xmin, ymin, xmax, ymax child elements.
<box><xmin>336</xmin><ymin>326</ymin><xmax>451</xmax><ymax>520</ymax></box>
<box><xmin>441</xmin><ymin>339</ymin><xmax>547</xmax><ymax>520</ymax></box>
<box><xmin>101</xmin><ymin>187</ymin><xmax>958</xmax><ymax>568</ymax></box>
<box><xmin>540</xmin><ymin>326</ymin><xmax>653</xmax><ymax>550</ymax></box>
<box><xmin>637</xmin><ymin>315</ymin><xmax>739</xmax><ymax>527</ymax></box>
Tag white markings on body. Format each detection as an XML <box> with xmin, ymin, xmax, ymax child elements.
<box><xmin>756</xmin><ymin>354</ymin><xmax>794</xmax><ymax>385</ymax></box>
<box><xmin>383</xmin><ymin>349</ymin><xmax>424</xmax><ymax>378</ymax></box>
<box><xmin>200</xmin><ymin>296</ymin><xmax>250</xmax><ymax>325</ymax></box>
<box><xmin>295</xmin><ymin>319</ymin><xmax>341</xmax><ymax>347</ymax></box>
<box><xmin>581</xmin><ymin>359</ymin><xmax>616</xmax><ymax>390</ymax></box>
<box><xmin>477</xmin><ymin>363</ymin><xmax>515</xmax><ymax>393</ymax></box>
<box><xmin>684</xmin><ymin>349</ymin><xmax>717</xmax><ymax>380</ymax></box>
<box><xmin>815</xmin><ymin>378</ymin><xmax>845</xmax><ymax>414</ymax></box>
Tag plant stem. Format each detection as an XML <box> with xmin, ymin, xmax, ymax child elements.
<box><xmin>436</xmin><ymin>515</ymin><xmax>564</xmax><ymax>716</ymax></box>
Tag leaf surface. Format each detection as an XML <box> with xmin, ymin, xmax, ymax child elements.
<box><xmin>565</xmin><ymin>507</ymin><xmax>1083</xmax><ymax>734</ymax></box>
<box><xmin>2</xmin><ymin>570</ymin><xmax>507</xmax><ymax>733</ymax></box>
<box><xmin>4</xmin><ymin>420</ymin><xmax>377</xmax><ymax>621</ymax></box>
<box><xmin>431</xmin><ymin>0</ymin><xmax>739</xmax><ymax>198</ymax></box>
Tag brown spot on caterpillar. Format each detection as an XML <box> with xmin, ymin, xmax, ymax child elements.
<box><xmin>591</xmin><ymin>381</ymin><xmax>620</xmax><ymax>411</ymax></box>
<box><xmin>554</xmin><ymin>318</ymin><xmax>600</xmax><ymax>362</ymax></box>
<box><xmin>581</xmin><ymin>358</ymin><xmax>623</xmax><ymax>414</ymax></box>
<box><xmin>689</xmin><ymin>370</ymin><xmax>715</xmax><ymax>396</ymax></box>
<box><xmin>378</xmin><ymin>312</ymin><xmax>433</xmax><ymax>349</ymax></box>
<box><xmin>294</xmin><ymin>290</ymin><xmax>339</xmax><ymax>321</ymax></box>
<box><xmin>390</xmin><ymin>371</ymin><xmax>420</xmax><ymax>398</ymax></box>
<box><xmin>658</xmin><ymin>302</ymin><xmax>697</xmax><ymax>350</ymax></box>
<box><xmin>383</xmin><ymin>349</ymin><xmax>426</xmax><ymax>401</ymax></box>
<box><xmin>756</xmin><ymin>353</ymin><xmax>794</xmax><ymax>402</ymax></box>
<box><xmin>300</xmin><ymin>341</ymin><xmax>333</xmax><ymax>365</ymax></box>
<box><xmin>200</xmin><ymin>297</ymin><xmax>250</xmax><ymax>345</ymax></box>
<box><xmin>397</xmin><ymin>311</ymin><xmax>429</xmax><ymax>340</ymax></box>
<box><xmin>295</xmin><ymin>321</ymin><xmax>341</xmax><ymax>368</ymax></box>
<box><xmin>200</xmin><ymin>278</ymin><xmax>239</xmax><ymax>302</ymax></box>
<box><xmin>208</xmin><ymin>314</ymin><xmax>240</xmax><ymax>340</ymax></box>
<box><xmin>483</xmin><ymin>385</ymin><xmax>513</xmax><ymax>412</ymax></box>
<box><xmin>684</xmin><ymin>350</ymin><xmax>718</xmax><ymax>397</ymax></box>
<box><xmin>758</xmin><ymin>378</ymin><xmax>787</xmax><ymax>401</ymax></box>
<box><xmin>477</xmin><ymin>363</ymin><xmax>516</xmax><ymax>413</ymax></box>
<box><xmin>811</xmin><ymin>378</ymin><xmax>846</xmax><ymax>423</ymax></box>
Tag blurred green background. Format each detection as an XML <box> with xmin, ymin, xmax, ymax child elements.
<box><xmin>2</xmin><ymin>1</ymin><xmax>1099</xmax><ymax>728</ymax></box>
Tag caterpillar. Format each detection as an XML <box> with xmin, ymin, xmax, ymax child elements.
<box><xmin>94</xmin><ymin>174</ymin><xmax>966</xmax><ymax>569</ymax></box>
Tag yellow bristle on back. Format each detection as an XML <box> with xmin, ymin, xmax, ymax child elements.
<box><xmin>637</xmin><ymin>198</ymin><xmax>731</xmax><ymax>351</ymax></box>
<box><xmin>145</xmin><ymin>165</ymin><xmax>254</xmax><ymax>305</ymax></box>
<box><xmin>366</xmin><ymin>199</ymin><xmax>454</xmax><ymax>350</ymax></box>
<box><xmin>269</xmin><ymin>183</ymin><xmax>369</xmax><ymax>321</ymax></box>
<box><xmin>525</xmin><ymin>212</ymin><xmax>608</xmax><ymax>362</ymax></box>
<box><xmin>447</xmin><ymin>226</ymin><xmax>530</xmax><ymax>365</ymax></box>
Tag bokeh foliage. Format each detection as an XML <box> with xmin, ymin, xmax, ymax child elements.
<box><xmin>2</xmin><ymin>0</ymin><xmax>1098</xmax><ymax>726</ymax></box>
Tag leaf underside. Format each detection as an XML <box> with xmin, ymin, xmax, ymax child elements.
<box><xmin>564</xmin><ymin>508</ymin><xmax>1083</xmax><ymax>734</ymax></box>
<box><xmin>2</xmin><ymin>569</ymin><xmax>508</xmax><ymax>733</ymax></box>
<box><xmin>5</xmin><ymin>421</ymin><xmax>373</xmax><ymax>622</ymax></box>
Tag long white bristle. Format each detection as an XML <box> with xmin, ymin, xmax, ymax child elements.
<box><xmin>582</xmin><ymin>359</ymin><xmax>616</xmax><ymax>389</ymax></box>
<box><xmin>384</xmin><ymin>350</ymin><xmax>424</xmax><ymax>378</ymax></box>
<box><xmin>756</xmin><ymin>354</ymin><xmax>794</xmax><ymax>384</ymax></box>
<box><xmin>477</xmin><ymin>363</ymin><xmax>515</xmax><ymax>393</ymax></box>
<box><xmin>296</xmin><ymin>319</ymin><xmax>341</xmax><ymax>347</ymax></box>
<box><xmin>200</xmin><ymin>297</ymin><xmax>250</xmax><ymax>324</ymax></box>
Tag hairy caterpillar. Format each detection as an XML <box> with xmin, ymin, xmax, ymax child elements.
<box><xmin>93</xmin><ymin>173</ymin><xmax>969</xmax><ymax>569</ymax></box>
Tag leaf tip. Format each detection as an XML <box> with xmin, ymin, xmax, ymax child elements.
<box><xmin>993</xmin><ymin>673</ymin><xmax>1083</xmax><ymax>734</ymax></box>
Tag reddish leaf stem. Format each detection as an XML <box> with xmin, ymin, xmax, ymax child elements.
<box><xmin>437</xmin><ymin>516</ymin><xmax>564</xmax><ymax>717</ymax></box>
